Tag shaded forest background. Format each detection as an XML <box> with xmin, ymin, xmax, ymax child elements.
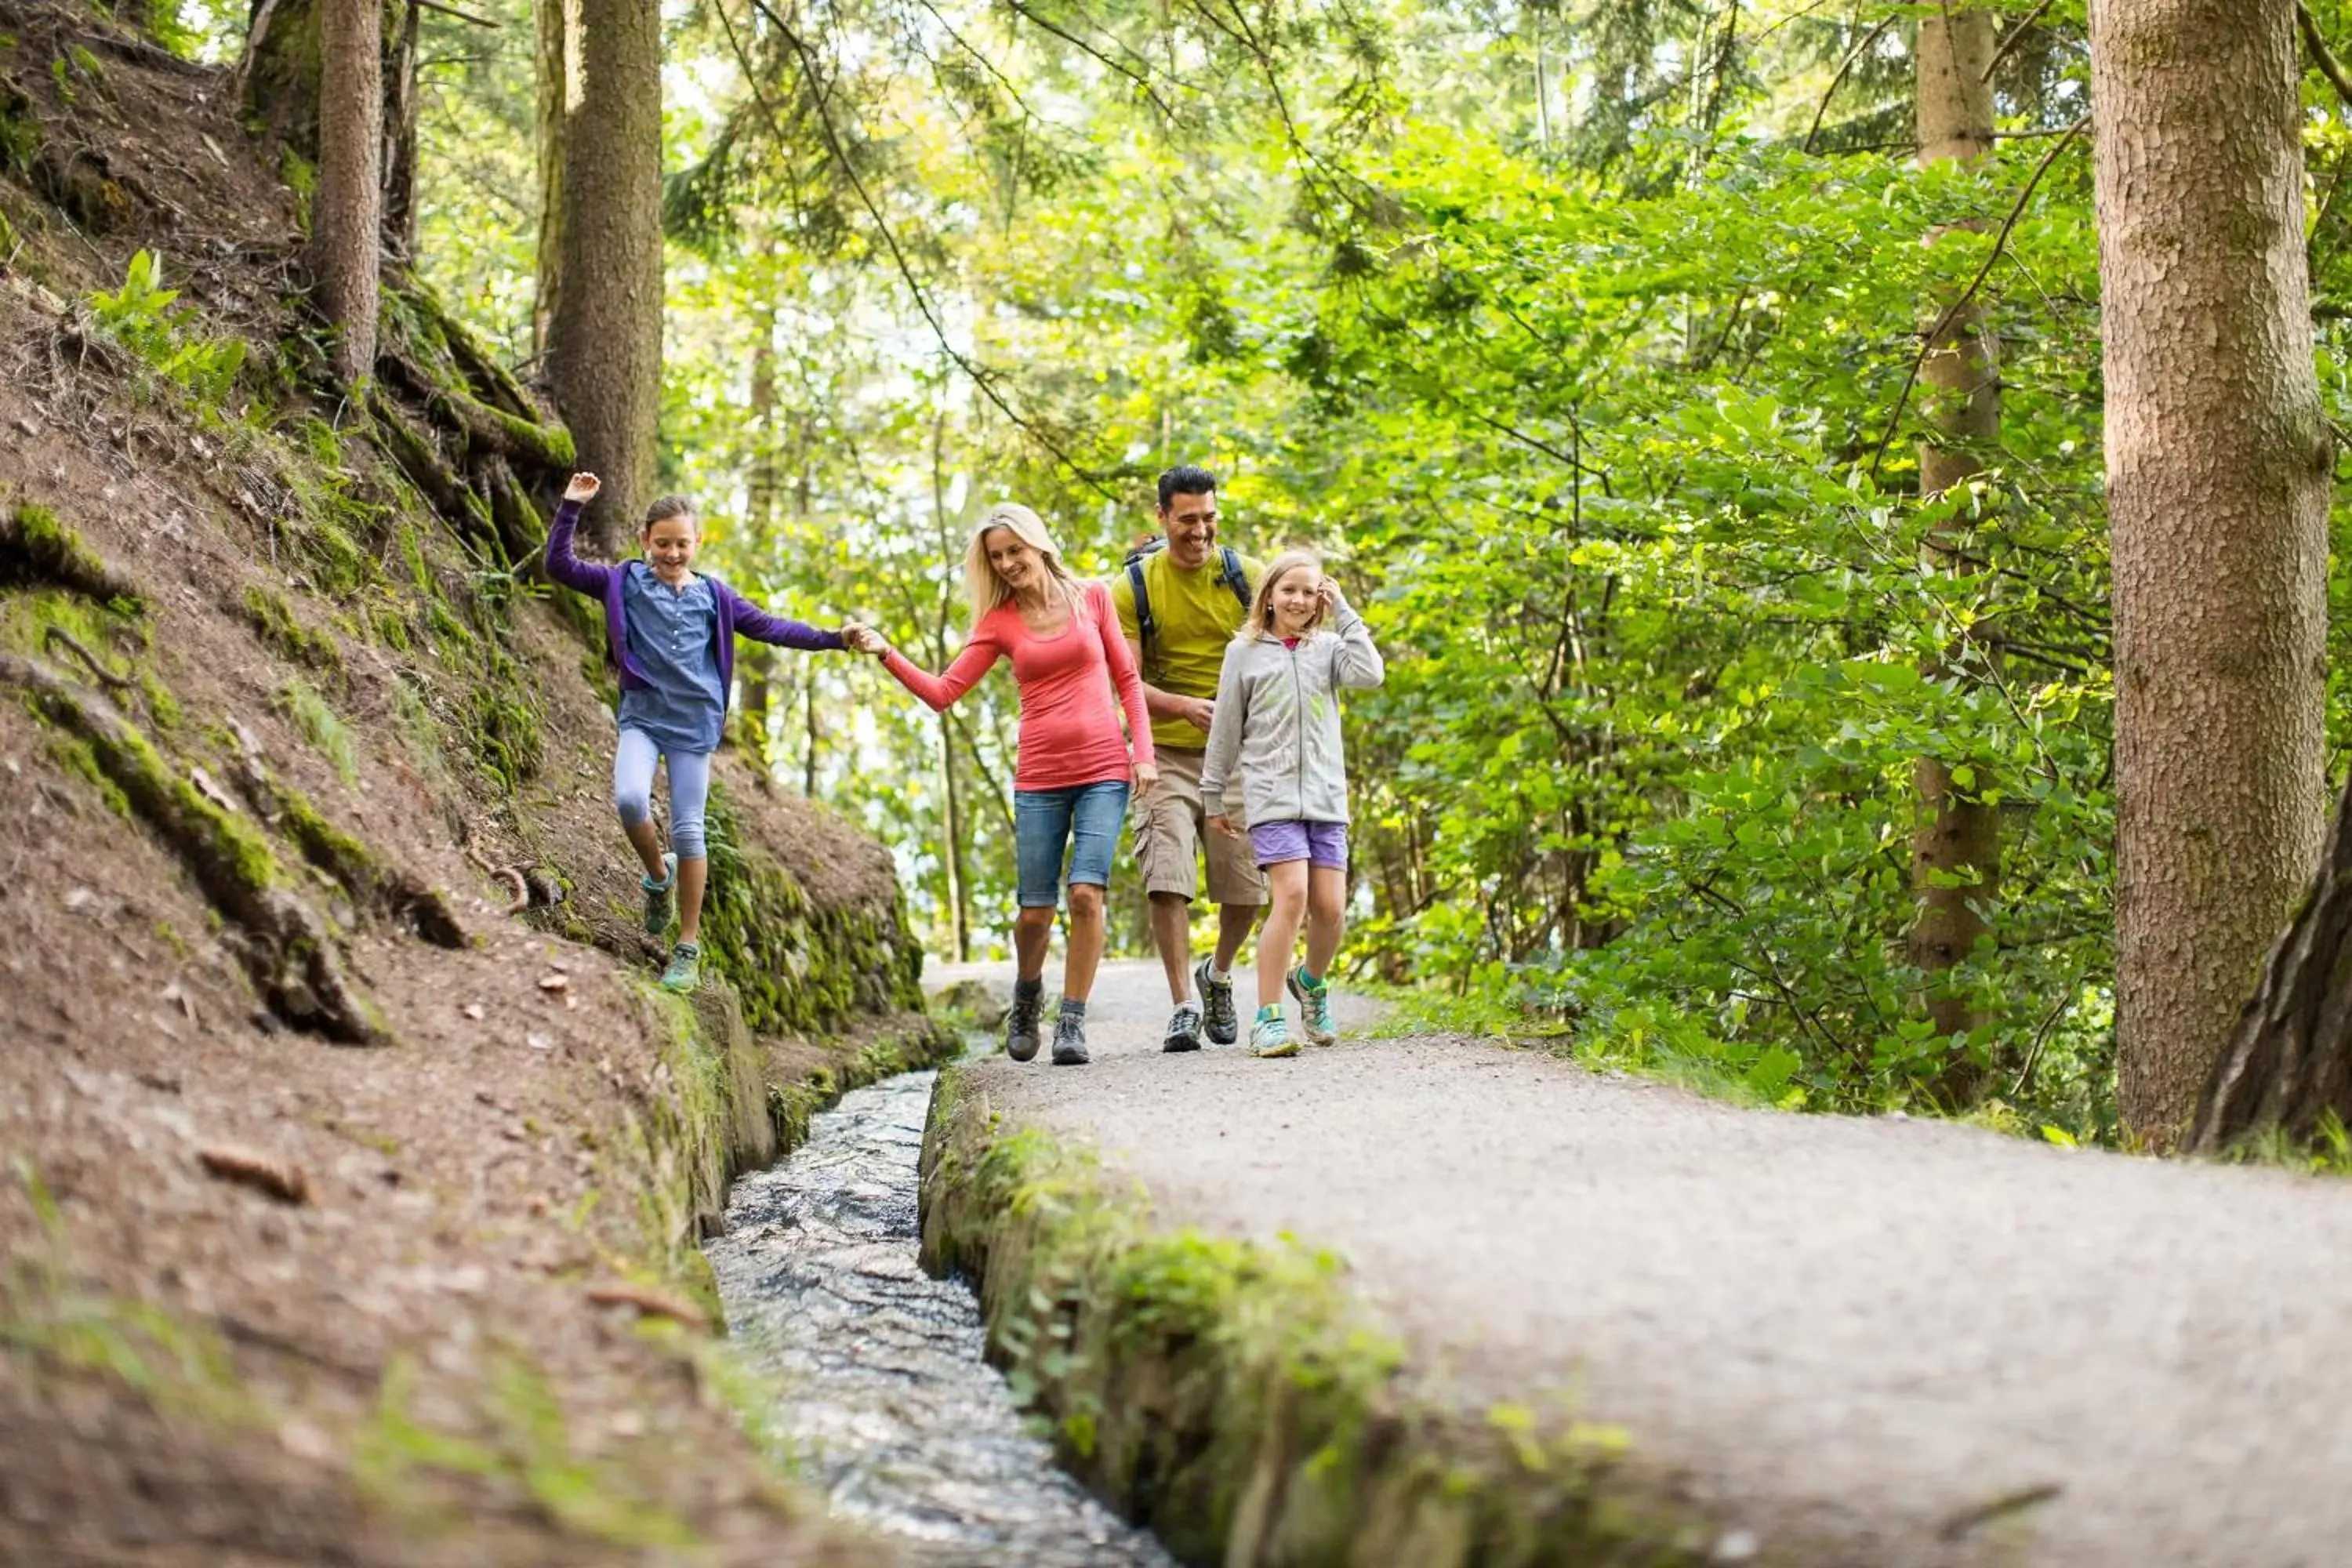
<box><xmin>140</xmin><ymin>0</ymin><xmax>2352</xmax><ymax>1143</ymax></box>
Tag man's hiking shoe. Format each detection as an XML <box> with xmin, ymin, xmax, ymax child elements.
<box><xmin>1162</xmin><ymin>1002</ymin><xmax>1204</xmax><ymax>1053</ymax></box>
<box><xmin>1287</xmin><ymin>967</ymin><xmax>1337</xmax><ymax>1046</ymax></box>
<box><xmin>1250</xmin><ymin>1012</ymin><xmax>1298</xmax><ymax>1059</ymax></box>
<box><xmin>1192</xmin><ymin>956</ymin><xmax>1239</xmax><ymax>1045</ymax></box>
<box><xmin>1007</xmin><ymin>987</ymin><xmax>1044</xmax><ymax>1062</ymax></box>
<box><xmin>659</xmin><ymin>940</ymin><xmax>702</xmax><ymax>994</ymax></box>
<box><xmin>1051</xmin><ymin>1011</ymin><xmax>1091</xmax><ymax>1067</ymax></box>
<box><xmin>642</xmin><ymin>853</ymin><xmax>677</xmax><ymax>935</ymax></box>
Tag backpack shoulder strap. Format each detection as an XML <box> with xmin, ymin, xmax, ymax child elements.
<box><xmin>1218</xmin><ymin>546</ymin><xmax>1250</xmax><ymax>610</ymax></box>
<box><xmin>1126</xmin><ymin>555</ymin><xmax>1156</xmax><ymax>649</ymax></box>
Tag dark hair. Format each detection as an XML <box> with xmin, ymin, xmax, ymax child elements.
<box><xmin>641</xmin><ymin>495</ymin><xmax>696</xmax><ymax>532</ymax></box>
<box><xmin>1156</xmin><ymin>464</ymin><xmax>1218</xmax><ymax>513</ymax></box>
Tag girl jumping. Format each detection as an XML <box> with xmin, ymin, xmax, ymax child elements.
<box><xmin>848</xmin><ymin>503</ymin><xmax>1156</xmax><ymax>1067</ymax></box>
<box><xmin>545</xmin><ymin>472</ymin><xmax>861</xmax><ymax>993</ymax></box>
<box><xmin>1201</xmin><ymin>552</ymin><xmax>1385</xmax><ymax>1057</ymax></box>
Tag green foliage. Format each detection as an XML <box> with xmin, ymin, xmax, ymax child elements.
<box><xmin>86</xmin><ymin>250</ymin><xmax>248</xmax><ymax>406</ymax></box>
<box><xmin>242</xmin><ymin>585</ymin><xmax>343</xmax><ymax>673</ymax></box>
<box><xmin>401</xmin><ymin>0</ymin><xmax>2183</xmax><ymax>1139</ymax></box>
<box><xmin>270</xmin><ymin>676</ymin><xmax>358</xmax><ymax>783</ymax></box>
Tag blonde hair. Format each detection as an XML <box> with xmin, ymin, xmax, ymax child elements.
<box><xmin>1245</xmin><ymin>550</ymin><xmax>1327</xmax><ymax>640</ymax></box>
<box><xmin>963</xmin><ymin>503</ymin><xmax>1083</xmax><ymax>630</ymax></box>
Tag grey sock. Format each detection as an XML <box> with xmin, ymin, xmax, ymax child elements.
<box><xmin>1059</xmin><ymin>996</ymin><xmax>1087</xmax><ymax>1018</ymax></box>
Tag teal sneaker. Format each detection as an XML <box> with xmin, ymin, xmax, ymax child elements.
<box><xmin>659</xmin><ymin>939</ymin><xmax>702</xmax><ymax>993</ymax></box>
<box><xmin>642</xmin><ymin>853</ymin><xmax>677</xmax><ymax>935</ymax></box>
<box><xmin>1249</xmin><ymin>1009</ymin><xmax>1297</xmax><ymax>1059</ymax></box>
<box><xmin>1287</xmin><ymin>967</ymin><xmax>1336</xmax><ymax>1046</ymax></box>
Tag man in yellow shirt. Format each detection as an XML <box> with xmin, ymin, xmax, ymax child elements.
<box><xmin>1112</xmin><ymin>465</ymin><xmax>1266</xmax><ymax>1051</ymax></box>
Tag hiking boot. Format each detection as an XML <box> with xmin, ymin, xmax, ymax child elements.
<box><xmin>1249</xmin><ymin>1011</ymin><xmax>1298</xmax><ymax>1059</ymax></box>
<box><xmin>1287</xmin><ymin>966</ymin><xmax>1336</xmax><ymax>1046</ymax></box>
<box><xmin>1051</xmin><ymin>1010</ymin><xmax>1090</xmax><ymax>1067</ymax></box>
<box><xmin>642</xmin><ymin>853</ymin><xmax>677</xmax><ymax>935</ymax></box>
<box><xmin>1007</xmin><ymin>985</ymin><xmax>1044</xmax><ymax>1062</ymax></box>
<box><xmin>1162</xmin><ymin>1002</ymin><xmax>1204</xmax><ymax>1053</ymax></box>
<box><xmin>1193</xmin><ymin>956</ymin><xmax>1239</xmax><ymax>1045</ymax></box>
<box><xmin>659</xmin><ymin>939</ymin><xmax>702</xmax><ymax>994</ymax></box>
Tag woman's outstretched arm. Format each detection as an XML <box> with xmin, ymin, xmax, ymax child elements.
<box><xmin>880</xmin><ymin>626</ymin><xmax>1003</xmax><ymax>713</ymax></box>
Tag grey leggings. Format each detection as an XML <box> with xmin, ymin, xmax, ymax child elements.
<box><xmin>613</xmin><ymin>728</ymin><xmax>713</xmax><ymax>861</ymax></box>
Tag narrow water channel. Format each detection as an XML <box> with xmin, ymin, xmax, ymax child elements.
<box><xmin>704</xmin><ymin>1066</ymin><xmax>1178</xmax><ymax>1567</ymax></box>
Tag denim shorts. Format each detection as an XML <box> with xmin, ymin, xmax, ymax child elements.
<box><xmin>1248</xmin><ymin>818</ymin><xmax>1349</xmax><ymax>870</ymax></box>
<box><xmin>1014</xmin><ymin>780</ymin><xmax>1131</xmax><ymax>908</ymax></box>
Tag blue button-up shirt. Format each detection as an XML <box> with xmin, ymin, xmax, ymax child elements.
<box><xmin>616</xmin><ymin>562</ymin><xmax>728</xmax><ymax>753</ymax></box>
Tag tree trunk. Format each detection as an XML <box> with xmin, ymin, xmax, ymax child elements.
<box><xmin>802</xmin><ymin>678</ymin><xmax>819</xmax><ymax>798</ymax></box>
<box><xmin>2191</xmin><ymin>779</ymin><xmax>2352</xmax><ymax>1151</ymax></box>
<box><xmin>735</xmin><ymin>301</ymin><xmax>779</xmax><ymax>764</ymax></box>
<box><xmin>532</xmin><ymin>0</ymin><xmax>575</xmax><ymax>358</ymax></box>
<box><xmin>381</xmin><ymin>0</ymin><xmax>419</xmax><ymax>260</ymax></box>
<box><xmin>940</xmin><ymin>710</ymin><xmax>971</xmax><ymax>963</ymax></box>
<box><xmin>314</xmin><ymin>0</ymin><xmax>382</xmax><ymax>386</ymax></box>
<box><xmin>2092</xmin><ymin>0</ymin><xmax>2332</xmax><ymax>1149</ymax></box>
<box><xmin>1909</xmin><ymin>4</ymin><xmax>2001</xmax><ymax>1101</ymax></box>
<box><xmin>543</xmin><ymin>0</ymin><xmax>660</xmax><ymax>554</ymax></box>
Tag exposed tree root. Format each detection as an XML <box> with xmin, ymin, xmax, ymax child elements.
<box><xmin>383</xmin><ymin>351</ymin><xmax>573</xmax><ymax>469</ymax></box>
<box><xmin>0</xmin><ymin>651</ymin><xmax>385</xmax><ymax>1044</ymax></box>
<box><xmin>0</xmin><ymin>503</ymin><xmax>145</xmax><ymax>609</ymax></box>
<box><xmin>2191</xmin><ymin>780</ymin><xmax>2352</xmax><ymax>1152</ymax></box>
<box><xmin>463</xmin><ymin>838</ymin><xmax>536</xmax><ymax>916</ymax></box>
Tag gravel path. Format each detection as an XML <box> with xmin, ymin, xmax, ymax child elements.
<box><xmin>930</xmin><ymin>957</ymin><xmax>2352</xmax><ymax>1567</ymax></box>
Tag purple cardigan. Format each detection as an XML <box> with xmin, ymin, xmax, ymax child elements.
<box><xmin>543</xmin><ymin>499</ymin><xmax>843</xmax><ymax>701</ymax></box>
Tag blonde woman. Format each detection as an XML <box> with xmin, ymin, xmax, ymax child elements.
<box><xmin>1201</xmin><ymin>552</ymin><xmax>1384</xmax><ymax>1057</ymax></box>
<box><xmin>848</xmin><ymin>504</ymin><xmax>1156</xmax><ymax>1066</ymax></box>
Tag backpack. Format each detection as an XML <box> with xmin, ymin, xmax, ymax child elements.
<box><xmin>1124</xmin><ymin>537</ymin><xmax>1250</xmax><ymax>671</ymax></box>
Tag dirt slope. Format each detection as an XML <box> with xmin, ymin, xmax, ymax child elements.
<box><xmin>0</xmin><ymin>5</ymin><xmax>941</xmax><ymax>1562</ymax></box>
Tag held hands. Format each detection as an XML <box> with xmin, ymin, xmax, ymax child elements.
<box><xmin>841</xmin><ymin>624</ymin><xmax>891</xmax><ymax>658</ymax></box>
<box><xmin>1207</xmin><ymin>812</ymin><xmax>1242</xmax><ymax>840</ymax></box>
<box><xmin>564</xmin><ymin>472</ymin><xmax>602</xmax><ymax>503</ymax></box>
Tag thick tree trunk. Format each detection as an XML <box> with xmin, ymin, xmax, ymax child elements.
<box><xmin>543</xmin><ymin>0</ymin><xmax>660</xmax><ymax>554</ymax></box>
<box><xmin>314</xmin><ymin>0</ymin><xmax>382</xmax><ymax>386</ymax></box>
<box><xmin>1909</xmin><ymin>5</ymin><xmax>2001</xmax><ymax>1100</ymax></box>
<box><xmin>532</xmin><ymin>0</ymin><xmax>575</xmax><ymax>358</ymax></box>
<box><xmin>2092</xmin><ymin>0</ymin><xmax>2332</xmax><ymax>1149</ymax></box>
<box><xmin>2191</xmin><ymin>781</ymin><xmax>2352</xmax><ymax>1151</ymax></box>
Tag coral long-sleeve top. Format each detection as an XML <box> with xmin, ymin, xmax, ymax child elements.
<box><xmin>881</xmin><ymin>580</ymin><xmax>1154</xmax><ymax>791</ymax></box>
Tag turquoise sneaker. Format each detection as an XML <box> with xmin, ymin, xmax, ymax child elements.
<box><xmin>1287</xmin><ymin>966</ymin><xmax>1336</xmax><ymax>1046</ymax></box>
<box><xmin>642</xmin><ymin>853</ymin><xmax>677</xmax><ymax>935</ymax></box>
<box><xmin>1249</xmin><ymin>1009</ymin><xmax>1297</xmax><ymax>1059</ymax></box>
<box><xmin>659</xmin><ymin>939</ymin><xmax>702</xmax><ymax>993</ymax></box>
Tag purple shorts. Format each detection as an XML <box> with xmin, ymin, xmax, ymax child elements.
<box><xmin>1248</xmin><ymin>818</ymin><xmax>1349</xmax><ymax>870</ymax></box>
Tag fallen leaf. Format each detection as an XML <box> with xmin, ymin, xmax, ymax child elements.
<box><xmin>198</xmin><ymin>1145</ymin><xmax>310</xmax><ymax>1205</ymax></box>
<box><xmin>462</xmin><ymin>1003</ymin><xmax>486</xmax><ymax>1022</ymax></box>
<box><xmin>536</xmin><ymin>974</ymin><xmax>569</xmax><ymax>994</ymax></box>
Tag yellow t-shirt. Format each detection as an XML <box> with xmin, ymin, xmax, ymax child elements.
<box><xmin>1110</xmin><ymin>549</ymin><xmax>1261</xmax><ymax>753</ymax></box>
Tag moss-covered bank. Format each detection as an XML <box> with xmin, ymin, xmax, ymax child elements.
<box><xmin>917</xmin><ymin>1067</ymin><xmax>1732</xmax><ymax>1568</ymax></box>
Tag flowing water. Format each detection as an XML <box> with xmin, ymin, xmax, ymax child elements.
<box><xmin>704</xmin><ymin>1066</ymin><xmax>1178</xmax><ymax>1566</ymax></box>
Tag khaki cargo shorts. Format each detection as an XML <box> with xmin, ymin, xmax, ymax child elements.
<box><xmin>1134</xmin><ymin>746</ymin><xmax>1267</xmax><ymax>906</ymax></box>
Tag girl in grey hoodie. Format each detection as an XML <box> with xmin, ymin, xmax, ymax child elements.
<box><xmin>1203</xmin><ymin>551</ymin><xmax>1385</xmax><ymax>1057</ymax></box>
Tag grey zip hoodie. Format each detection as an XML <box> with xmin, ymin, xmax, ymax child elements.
<box><xmin>1200</xmin><ymin>598</ymin><xmax>1385</xmax><ymax>826</ymax></box>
